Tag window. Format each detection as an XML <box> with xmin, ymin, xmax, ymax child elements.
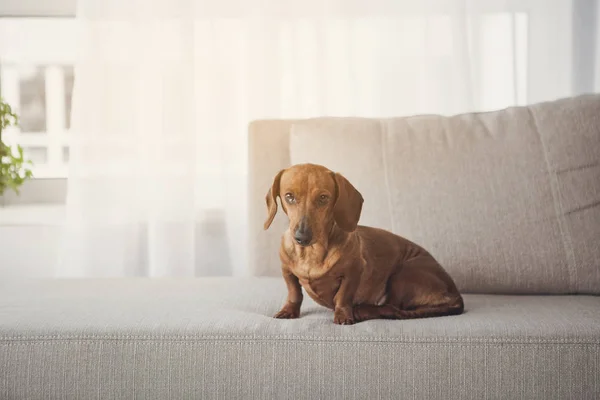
<box><xmin>0</xmin><ymin>0</ymin><xmax>75</xmax><ymax>205</ymax></box>
<box><xmin>0</xmin><ymin>18</ymin><xmax>76</xmax><ymax>178</ymax></box>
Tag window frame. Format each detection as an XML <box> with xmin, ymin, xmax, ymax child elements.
<box><xmin>0</xmin><ymin>0</ymin><xmax>75</xmax><ymax>206</ymax></box>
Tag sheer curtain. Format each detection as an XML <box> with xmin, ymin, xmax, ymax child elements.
<box><xmin>58</xmin><ymin>0</ymin><xmax>599</xmax><ymax>277</ymax></box>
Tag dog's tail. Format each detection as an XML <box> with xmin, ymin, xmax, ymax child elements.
<box><xmin>396</xmin><ymin>296</ymin><xmax>464</xmax><ymax>319</ymax></box>
<box><xmin>353</xmin><ymin>297</ymin><xmax>464</xmax><ymax>322</ymax></box>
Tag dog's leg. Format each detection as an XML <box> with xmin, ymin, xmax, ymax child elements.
<box><xmin>274</xmin><ymin>268</ymin><xmax>303</xmax><ymax>319</ymax></box>
<box><xmin>354</xmin><ymin>255</ymin><xmax>464</xmax><ymax>322</ymax></box>
<box><xmin>333</xmin><ymin>275</ymin><xmax>361</xmax><ymax>325</ymax></box>
<box><xmin>385</xmin><ymin>256</ymin><xmax>464</xmax><ymax>320</ymax></box>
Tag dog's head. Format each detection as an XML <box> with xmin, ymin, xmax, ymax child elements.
<box><xmin>263</xmin><ymin>163</ymin><xmax>363</xmax><ymax>246</ymax></box>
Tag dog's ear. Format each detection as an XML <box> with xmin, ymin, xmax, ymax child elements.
<box><xmin>264</xmin><ymin>169</ymin><xmax>285</xmax><ymax>230</ymax></box>
<box><xmin>333</xmin><ymin>172</ymin><xmax>364</xmax><ymax>232</ymax></box>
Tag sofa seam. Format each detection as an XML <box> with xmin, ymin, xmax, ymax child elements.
<box><xmin>1</xmin><ymin>340</ymin><xmax>599</xmax><ymax>347</ymax></box>
<box><xmin>1</xmin><ymin>335</ymin><xmax>599</xmax><ymax>344</ymax></box>
<box><xmin>528</xmin><ymin>107</ymin><xmax>577</xmax><ymax>292</ymax></box>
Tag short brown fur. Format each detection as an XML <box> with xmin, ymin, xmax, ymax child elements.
<box><xmin>265</xmin><ymin>163</ymin><xmax>464</xmax><ymax>324</ymax></box>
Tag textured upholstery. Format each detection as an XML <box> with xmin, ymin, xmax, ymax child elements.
<box><xmin>2</xmin><ymin>278</ymin><xmax>600</xmax><ymax>399</ymax></box>
<box><xmin>4</xmin><ymin>95</ymin><xmax>599</xmax><ymax>399</ymax></box>
<box><xmin>250</xmin><ymin>94</ymin><xmax>600</xmax><ymax>294</ymax></box>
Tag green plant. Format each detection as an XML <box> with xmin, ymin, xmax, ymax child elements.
<box><xmin>0</xmin><ymin>97</ymin><xmax>33</xmax><ymax>196</ymax></box>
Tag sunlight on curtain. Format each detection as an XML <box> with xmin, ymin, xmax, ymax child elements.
<box><xmin>59</xmin><ymin>0</ymin><xmax>581</xmax><ymax>277</ymax></box>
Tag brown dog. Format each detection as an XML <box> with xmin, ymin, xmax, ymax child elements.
<box><xmin>264</xmin><ymin>163</ymin><xmax>464</xmax><ymax>325</ymax></box>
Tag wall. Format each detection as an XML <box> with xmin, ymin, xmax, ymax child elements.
<box><xmin>0</xmin><ymin>206</ymin><xmax>64</xmax><ymax>278</ymax></box>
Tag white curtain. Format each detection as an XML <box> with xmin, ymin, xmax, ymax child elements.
<box><xmin>58</xmin><ymin>0</ymin><xmax>599</xmax><ymax>277</ymax></box>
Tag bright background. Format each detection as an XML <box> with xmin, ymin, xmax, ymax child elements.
<box><xmin>1</xmin><ymin>0</ymin><xmax>599</xmax><ymax>278</ymax></box>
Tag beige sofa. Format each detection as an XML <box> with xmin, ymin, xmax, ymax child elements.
<box><xmin>2</xmin><ymin>94</ymin><xmax>600</xmax><ymax>399</ymax></box>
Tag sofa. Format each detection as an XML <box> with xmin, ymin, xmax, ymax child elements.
<box><xmin>2</xmin><ymin>94</ymin><xmax>599</xmax><ymax>399</ymax></box>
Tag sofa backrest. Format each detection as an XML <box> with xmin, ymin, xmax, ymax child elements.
<box><xmin>248</xmin><ymin>94</ymin><xmax>600</xmax><ymax>294</ymax></box>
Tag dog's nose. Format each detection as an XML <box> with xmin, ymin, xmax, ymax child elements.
<box><xmin>294</xmin><ymin>231</ymin><xmax>312</xmax><ymax>246</ymax></box>
<box><xmin>294</xmin><ymin>218</ymin><xmax>312</xmax><ymax>246</ymax></box>
<box><xmin>294</xmin><ymin>230</ymin><xmax>312</xmax><ymax>246</ymax></box>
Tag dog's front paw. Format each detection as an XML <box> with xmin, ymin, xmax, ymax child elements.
<box><xmin>274</xmin><ymin>303</ymin><xmax>300</xmax><ymax>319</ymax></box>
<box><xmin>334</xmin><ymin>307</ymin><xmax>355</xmax><ymax>325</ymax></box>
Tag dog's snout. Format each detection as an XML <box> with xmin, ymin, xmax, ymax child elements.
<box><xmin>294</xmin><ymin>217</ymin><xmax>313</xmax><ymax>246</ymax></box>
<box><xmin>294</xmin><ymin>230</ymin><xmax>312</xmax><ymax>246</ymax></box>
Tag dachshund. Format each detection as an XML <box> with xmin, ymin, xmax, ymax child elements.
<box><xmin>264</xmin><ymin>163</ymin><xmax>464</xmax><ymax>325</ymax></box>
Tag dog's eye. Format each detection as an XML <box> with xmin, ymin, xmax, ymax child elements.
<box><xmin>318</xmin><ymin>194</ymin><xmax>329</xmax><ymax>204</ymax></box>
<box><xmin>284</xmin><ymin>193</ymin><xmax>295</xmax><ymax>204</ymax></box>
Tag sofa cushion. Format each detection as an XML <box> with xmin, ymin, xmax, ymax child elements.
<box><xmin>290</xmin><ymin>94</ymin><xmax>600</xmax><ymax>294</ymax></box>
<box><xmin>1</xmin><ymin>278</ymin><xmax>599</xmax><ymax>399</ymax></box>
<box><xmin>529</xmin><ymin>96</ymin><xmax>600</xmax><ymax>294</ymax></box>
